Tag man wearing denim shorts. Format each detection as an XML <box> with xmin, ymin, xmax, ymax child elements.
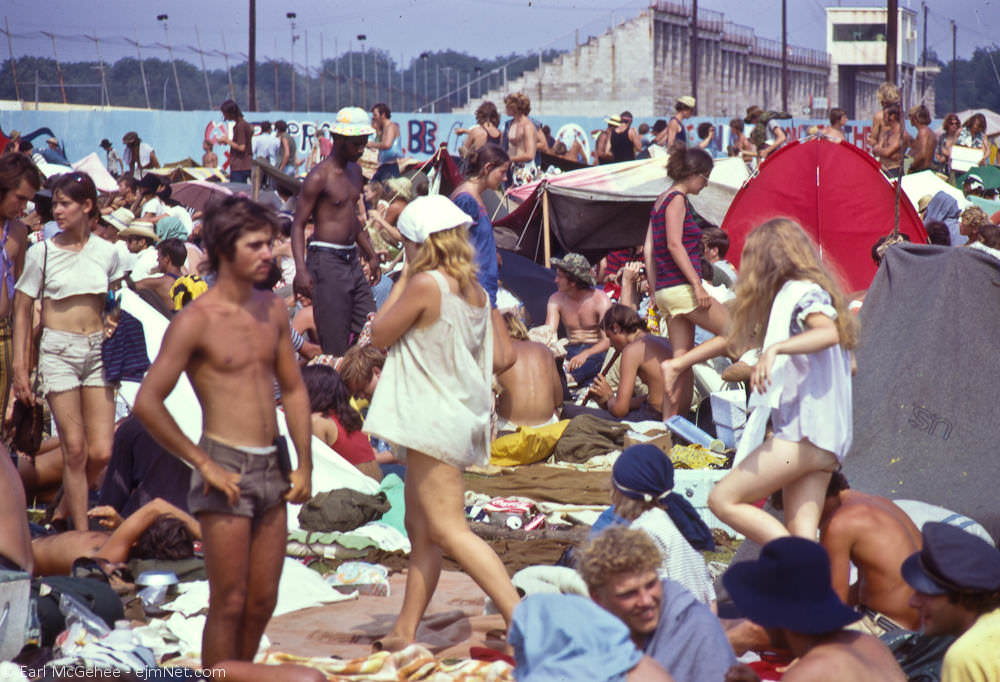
<box><xmin>290</xmin><ymin>106</ymin><xmax>381</xmax><ymax>356</ymax></box>
<box><xmin>135</xmin><ymin>196</ymin><xmax>313</xmax><ymax>667</ymax></box>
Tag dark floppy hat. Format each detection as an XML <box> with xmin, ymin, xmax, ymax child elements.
<box><xmin>901</xmin><ymin>522</ymin><xmax>1000</xmax><ymax>596</ymax></box>
<box><xmin>722</xmin><ymin>537</ymin><xmax>860</xmax><ymax>634</ymax></box>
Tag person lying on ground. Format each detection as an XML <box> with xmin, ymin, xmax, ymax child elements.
<box><xmin>577</xmin><ymin>526</ymin><xmax>734</xmax><ymax>682</ymax></box>
<box><xmin>301</xmin><ymin>364</ymin><xmax>382</xmax><ymax>481</ymax></box>
<box><xmin>509</xmin><ymin>590</ymin><xmax>676</xmax><ymax>682</ymax></box>
<box><xmin>571</xmin><ymin>304</ymin><xmax>671</xmax><ymax>422</ymax></box>
<box><xmin>723</xmin><ymin>537</ymin><xmax>906</xmax><ymax>682</ymax></box>
<box><xmin>545</xmin><ymin>252</ymin><xmax>611</xmax><ymax>390</ymax></box>
<box><xmin>30</xmin><ymin>497</ymin><xmax>200</xmax><ymax>576</ymax></box>
<box><xmin>902</xmin><ymin>522</ymin><xmax>1000</xmax><ymax>682</ymax></box>
<box><xmin>495</xmin><ymin>312</ymin><xmax>562</xmax><ymax>431</ymax></box>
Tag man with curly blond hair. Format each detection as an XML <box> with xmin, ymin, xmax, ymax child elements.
<box><xmin>577</xmin><ymin>527</ymin><xmax>736</xmax><ymax>682</ymax></box>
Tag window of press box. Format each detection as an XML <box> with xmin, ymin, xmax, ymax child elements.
<box><xmin>833</xmin><ymin>24</ymin><xmax>887</xmax><ymax>42</ymax></box>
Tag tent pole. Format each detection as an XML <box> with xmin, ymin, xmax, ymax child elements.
<box><xmin>542</xmin><ymin>185</ymin><xmax>551</xmax><ymax>268</ymax></box>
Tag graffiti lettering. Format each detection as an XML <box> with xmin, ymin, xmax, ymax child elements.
<box><xmin>407</xmin><ymin>120</ymin><xmax>439</xmax><ymax>155</ymax></box>
<box><xmin>908</xmin><ymin>406</ymin><xmax>953</xmax><ymax>440</ymax></box>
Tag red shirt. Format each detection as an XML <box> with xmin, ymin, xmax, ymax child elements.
<box><xmin>328</xmin><ymin>412</ymin><xmax>376</xmax><ymax>466</ymax></box>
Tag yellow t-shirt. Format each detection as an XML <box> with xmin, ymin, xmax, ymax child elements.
<box><xmin>942</xmin><ymin>607</ymin><xmax>1000</xmax><ymax>682</ymax></box>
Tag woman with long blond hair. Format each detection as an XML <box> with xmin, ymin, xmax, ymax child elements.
<box><xmin>706</xmin><ymin>219</ymin><xmax>858</xmax><ymax>545</ymax></box>
<box><xmin>364</xmin><ymin>194</ymin><xmax>518</xmax><ymax>651</ymax></box>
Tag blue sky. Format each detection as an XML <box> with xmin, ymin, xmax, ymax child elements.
<box><xmin>4</xmin><ymin>0</ymin><xmax>997</xmax><ymax>74</ymax></box>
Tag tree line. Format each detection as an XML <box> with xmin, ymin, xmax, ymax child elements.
<box><xmin>1</xmin><ymin>47</ymin><xmax>996</xmax><ymax>116</ymax></box>
<box><xmin>0</xmin><ymin>49</ymin><xmax>561</xmax><ymax>113</ymax></box>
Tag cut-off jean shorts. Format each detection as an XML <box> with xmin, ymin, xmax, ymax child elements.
<box><xmin>38</xmin><ymin>328</ymin><xmax>108</xmax><ymax>397</ymax></box>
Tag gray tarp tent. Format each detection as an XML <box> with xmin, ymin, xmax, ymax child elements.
<box><xmin>845</xmin><ymin>243</ymin><xmax>1000</xmax><ymax>539</ymax></box>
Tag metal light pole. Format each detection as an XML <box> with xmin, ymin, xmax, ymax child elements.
<box><xmin>358</xmin><ymin>34</ymin><xmax>367</xmax><ymax>108</ymax></box>
<box><xmin>420</xmin><ymin>52</ymin><xmax>429</xmax><ymax>112</ymax></box>
<box><xmin>287</xmin><ymin>12</ymin><xmax>297</xmax><ymax>110</ymax></box>
<box><xmin>248</xmin><ymin>0</ymin><xmax>256</xmax><ymax>110</ymax></box>
<box><xmin>127</xmin><ymin>32</ymin><xmax>152</xmax><ymax>109</ymax></box>
<box><xmin>157</xmin><ymin>14</ymin><xmax>184</xmax><ymax>110</ymax></box>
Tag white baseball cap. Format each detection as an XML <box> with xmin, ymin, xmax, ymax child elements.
<box><xmin>396</xmin><ymin>195</ymin><xmax>473</xmax><ymax>244</ymax></box>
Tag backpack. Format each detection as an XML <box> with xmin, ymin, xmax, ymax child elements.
<box><xmin>170</xmin><ymin>274</ymin><xmax>208</xmax><ymax>311</ymax></box>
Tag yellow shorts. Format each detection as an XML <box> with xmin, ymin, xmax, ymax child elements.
<box><xmin>654</xmin><ymin>284</ymin><xmax>698</xmax><ymax>318</ymax></box>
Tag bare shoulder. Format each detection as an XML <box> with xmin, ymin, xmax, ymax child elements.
<box><xmin>547</xmin><ymin>290</ymin><xmax>568</xmax><ymax>306</ymax></box>
<box><xmin>589</xmin><ymin>288</ymin><xmax>611</xmax><ymax>308</ymax></box>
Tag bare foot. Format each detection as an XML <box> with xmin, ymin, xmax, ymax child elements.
<box><xmin>371</xmin><ymin>633</ymin><xmax>412</xmax><ymax>653</ymax></box>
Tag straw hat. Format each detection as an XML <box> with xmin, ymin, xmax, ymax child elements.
<box><xmin>119</xmin><ymin>221</ymin><xmax>158</xmax><ymax>242</ymax></box>
<box><xmin>604</xmin><ymin>115</ymin><xmax>623</xmax><ymax>127</ymax></box>
<box><xmin>101</xmin><ymin>207</ymin><xmax>135</xmax><ymax>232</ymax></box>
<box><xmin>677</xmin><ymin>95</ymin><xmax>696</xmax><ymax>109</ymax></box>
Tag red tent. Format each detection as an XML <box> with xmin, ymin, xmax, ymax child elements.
<box><xmin>721</xmin><ymin>138</ymin><xmax>927</xmax><ymax>292</ymax></box>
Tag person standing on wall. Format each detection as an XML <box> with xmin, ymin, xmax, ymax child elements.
<box><xmin>122</xmin><ymin>132</ymin><xmax>160</xmax><ymax>179</ymax></box>
<box><xmin>611</xmin><ymin>112</ymin><xmax>642</xmax><ymax>163</ymax></box>
<box><xmin>368</xmin><ymin>104</ymin><xmax>403</xmax><ymax>184</ymax></box>
<box><xmin>217</xmin><ymin>100</ymin><xmax>253</xmax><ymax>184</ymax></box>
<box><xmin>275</xmin><ymin>121</ymin><xmax>299</xmax><ymax>177</ymax></box>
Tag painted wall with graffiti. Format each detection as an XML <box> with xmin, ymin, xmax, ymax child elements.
<box><xmin>1</xmin><ymin>109</ymin><xmax>961</xmax><ymax>172</ymax></box>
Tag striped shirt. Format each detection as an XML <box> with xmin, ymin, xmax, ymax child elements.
<box><xmin>650</xmin><ymin>190</ymin><xmax>702</xmax><ymax>290</ymax></box>
<box><xmin>603</xmin><ymin>248</ymin><xmax>633</xmax><ymax>277</ymax></box>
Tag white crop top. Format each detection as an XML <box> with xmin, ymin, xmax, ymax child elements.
<box><xmin>16</xmin><ymin>236</ymin><xmax>125</xmax><ymax>301</ymax></box>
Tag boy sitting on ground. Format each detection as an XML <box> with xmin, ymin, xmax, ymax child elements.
<box><xmin>570</xmin><ymin>304</ymin><xmax>672</xmax><ymax>421</ymax></box>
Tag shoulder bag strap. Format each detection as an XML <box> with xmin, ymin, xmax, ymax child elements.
<box><xmin>31</xmin><ymin>242</ymin><xmax>47</xmax><ymax>397</ymax></box>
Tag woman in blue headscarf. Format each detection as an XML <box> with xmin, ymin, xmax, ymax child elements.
<box><xmin>599</xmin><ymin>444</ymin><xmax>718</xmax><ymax>610</ymax></box>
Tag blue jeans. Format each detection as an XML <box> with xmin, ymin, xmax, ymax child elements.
<box><xmin>564</xmin><ymin>343</ymin><xmax>605</xmax><ymax>387</ymax></box>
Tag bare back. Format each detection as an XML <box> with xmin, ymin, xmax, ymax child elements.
<box><xmin>300</xmin><ymin>159</ymin><xmax>364</xmax><ymax>245</ymax></box>
<box><xmin>182</xmin><ymin>289</ymin><xmax>283</xmax><ymax>447</ymax></box>
<box><xmin>785</xmin><ymin>632</ymin><xmax>906</xmax><ymax>682</ymax></box>
<box><xmin>820</xmin><ymin>490</ymin><xmax>922</xmax><ymax>629</ymax></box>
<box><xmin>496</xmin><ymin>339</ymin><xmax>562</xmax><ymax>426</ymax></box>
<box><xmin>31</xmin><ymin>531</ymin><xmax>108</xmax><ymax>577</ymax></box>
<box><xmin>911</xmin><ymin>127</ymin><xmax>936</xmax><ymax>171</ymax></box>
<box><xmin>631</xmin><ymin>335</ymin><xmax>674</xmax><ymax>413</ymax></box>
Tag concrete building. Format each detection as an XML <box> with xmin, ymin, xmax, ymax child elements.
<box><xmin>468</xmin><ymin>2</ymin><xmax>831</xmax><ymax>118</ymax></box>
<box><xmin>826</xmin><ymin>5</ymin><xmax>935</xmax><ymax>120</ymax></box>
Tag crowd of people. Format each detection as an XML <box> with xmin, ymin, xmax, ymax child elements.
<box><xmin>0</xmin><ymin>83</ymin><xmax>997</xmax><ymax>682</ymax></box>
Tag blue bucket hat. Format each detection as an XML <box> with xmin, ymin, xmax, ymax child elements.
<box><xmin>901</xmin><ymin>522</ymin><xmax>1000</xmax><ymax>596</ymax></box>
<box><xmin>722</xmin><ymin>537</ymin><xmax>861</xmax><ymax>634</ymax></box>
